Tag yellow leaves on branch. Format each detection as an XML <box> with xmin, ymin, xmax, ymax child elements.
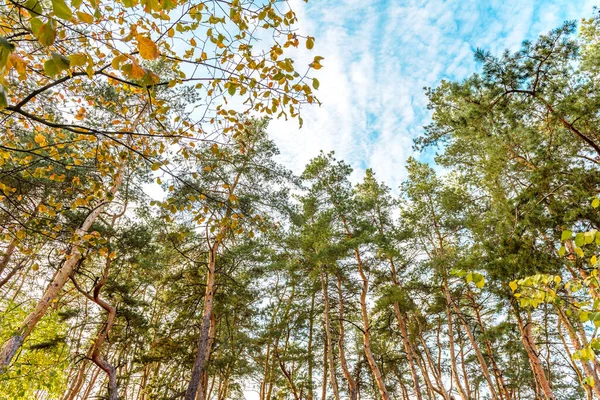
<box><xmin>136</xmin><ymin>35</ymin><xmax>160</xmax><ymax>60</ymax></box>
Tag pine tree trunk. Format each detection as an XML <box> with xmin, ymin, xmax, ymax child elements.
<box><xmin>308</xmin><ymin>290</ymin><xmax>315</xmax><ymax>400</ymax></box>
<box><xmin>389</xmin><ymin>258</ymin><xmax>422</xmax><ymax>400</ymax></box>
<box><xmin>555</xmin><ymin>306</ymin><xmax>600</xmax><ymax>398</ymax></box>
<box><xmin>445</xmin><ymin>303</ymin><xmax>468</xmax><ymax>400</ymax></box>
<box><xmin>320</xmin><ymin>270</ymin><xmax>340</xmax><ymax>400</ymax></box>
<box><xmin>185</xmin><ymin>243</ymin><xmax>218</xmax><ymax>400</ymax></box>
<box><xmin>444</xmin><ymin>284</ymin><xmax>498</xmax><ymax>399</ymax></box>
<box><xmin>355</xmin><ymin>250</ymin><xmax>390</xmax><ymax>400</ymax></box>
<box><xmin>514</xmin><ymin>307</ymin><xmax>556</xmax><ymax>400</ymax></box>
<box><xmin>336</xmin><ymin>273</ymin><xmax>358</xmax><ymax>400</ymax></box>
<box><xmin>469</xmin><ymin>292</ymin><xmax>510</xmax><ymax>400</ymax></box>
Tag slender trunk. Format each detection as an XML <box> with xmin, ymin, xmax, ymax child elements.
<box><xmin>0</xmin><ymin>238</ymin><xmax>17</xmax><ymax>276</ymax></box>
<box><xmin>320</xmin><ymin>270</ymin><xmax>340</xmax><ymax>400</ymax></box>
<box><xmin>185</xmin><ymin>243</ymin><xmax>218</xmax><ymax>400</ymax></box>
<box><xmin>388</xmin><ymin>258</ymin><xmax>422</xmax><ymax>400</ymax></box>
<box><xmin>444</xmin><ymin>283</ymin><xmax>497</xmax><ymax>399</ymax></box>
<box><xmin>557</xmin><ymin>320</ymin><xmax>592</xmax><ymax>400</ymax></box>
<box><xmin>70</xmin><ymin>256</ymin><xmax>119</xmax><ymax>400</ymax></box>
<box><xmin>555</xmin><ymin>306</ymin><xmax>600</xmax><ymax>398</ymax></box>
<box><xmin>61</xmin><ymin>347</ymin><xmax>93</xmax><ymax>400</ymax></box>
<box><xmin>469</xmin><ymin>292</ymin><xmax>510</xmax><ymax>400</ymax></box>
<box><xmin>81</xmin><ymin>367</ymin><xmax>101</xmax><ymax>400</ymax></box>
<box><xmin>457</xmin><ymin>332</ymin><xmax>472</xmax><ymax>399</ymax></box>
<box><xmin>0</xmin><ymin>167</ymin><xmax>124</xmax><ymax>373</ymax></box>
<box><xmin>416</xmin><ymin>322</ymin><xmax>450</xmax><ymax>400</ymax></box>
<box><xmin>513</xmin><ymin>306</ymin><xmax>556</xmax><ymax>400</ymax></box>
<box><xmin>336</xmin><ymin>273</ymin><xmax>358</xmax><ymax>400</ymax></box>
<box><xmin>322</xmin><ymin>320</ymin><xmax>328</xmax><ymax>400</ymax></box>
<box><xmin>185</xmin><ymin>156</ymin><xmax>246</xmax><ymax>400</ymax></box>
<box><xmin>355</xmin><ymin>252</ymin><xmax>389</xmax><ymax>400</ymax></box>
<box><xmin>308</xmin><ymin>289</ymin><xmax>315</xmax><ymax>400</ymax></box>
<box><xmin>445</xmin><ymin>301</ymin><xmax>468</xmax><ymax>400</ymax></box>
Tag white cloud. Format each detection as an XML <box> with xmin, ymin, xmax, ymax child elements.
<box><xmin>268</xmin><ymin>0</ymin><xmax>598</xmax><ymax>191</ymax></box>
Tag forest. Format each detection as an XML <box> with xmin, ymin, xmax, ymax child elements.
<box><xmin>1</xmin><ymin>0</ymin><xmax>600</xmax><ymax>399</ymax></box>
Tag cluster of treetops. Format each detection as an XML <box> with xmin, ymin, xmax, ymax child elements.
<box><xmin>1</xmin><ymin>0</ymin><xmax>600</xmax><ymax>399</ymax></box>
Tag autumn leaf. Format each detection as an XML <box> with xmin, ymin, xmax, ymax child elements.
<box><xmin>51</xmin><ymin>0</ymin><xmax>73</xmax><ymax>21</ymax></box>
<box><xmin>37</xmin><ymin>19</ymin><xmax>57</xmax><ymax>47</ymax></box>
<box><xmin>34</xmin><ymin>133</ymin><xmax>46</xmax><ymax>146</ymax></box>
<box><xmin>136</xmin><ymin>35</ymin><xmax>160</xmax><ymax>60</ymax></box>
<box><xmin>76</xmin><ymin>11</ymin><xmax>94</xmax><ymax>24</ymax></box>
<box><xmin>0</xmin><ymin>85</ymin><xmax>7</xmax><ymax>109</ymax></box>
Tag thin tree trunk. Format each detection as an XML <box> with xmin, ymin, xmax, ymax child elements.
<box><xmin>445</xmin><ymin>302</ymin><xmax>468</xmax><ymax>400</ymax></box>
<box><xmin>185</xmin><ymin>242</ymin><xmax>218</xmax><ymax>400</ymax></box>
<box><xmin>444</xmin><ymin>284</ymin><xmax>497</xmax><ymax>399</ymax></box>
<box><xmin>468</xmin><ymin>291</ymin><xmax>510</xmax><ymax>400</ymax></box>
<box><xmin>308</xmin><ymin>289</ymin><xmax>315</xmax><ymax>400</ymax></box>
<box><xmin>555</xmin><ymin>305</ymin><xmax>600</xmax><ymax>398</ymax></box>
<box><xmin>389</xmin><ymin>258</ymin><xmax>422</xmax><ymax>400</ymax></box>
<box><xmin>336</xmin><ymin>273</ymin><xmax>358</xmax><ymax>400</ymax></box>
<box><xmin>70</xmin><ymin>256</ymin><xmax>119</xmax><ymax>400</ymax></box>
<box><xmin>514</xmin><ymin>306</ymin><xmax>556</xmax><ymax>400</ymax></box>
<box><xmin>320</xmin><ymin>270</ymin><xmax>340</xmax><ymax>400</ymax></box>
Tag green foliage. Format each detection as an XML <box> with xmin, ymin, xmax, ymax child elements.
<box><xmin>0</xmin><ymin>301</ymin><xmax>68</xmax><ymax>398</ymax></box>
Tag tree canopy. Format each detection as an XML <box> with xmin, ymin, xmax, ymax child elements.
<box><xmin>1</xmin><ymin>3</ymin><xmax>600</xmax><ymax>400</ymax></box>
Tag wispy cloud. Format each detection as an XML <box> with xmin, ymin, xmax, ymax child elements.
<box><xmin>267</xmin><ymin>0</ymin><xmax>597</xmax><ymax>191</ymax></box>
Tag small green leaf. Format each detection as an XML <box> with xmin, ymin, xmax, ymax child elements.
<box><xmin>312</xmin><ymin>78</ymin><xmax>320</xmax><ymax>90</ymax></box>
<box><xmin>306</xmin><ymin>36</ymin><xmax>315</xmax><ymax>50</ymax></box>
<box><xmin>558</xmin><ymin>246</ymin><xmax>566</xmax><ymax>256</ymax></box>
<box><xmin>0</xmin><ymin>85</ymin><xmax>8</xmax><ymax>109</ymax></box>
<box><xmin>51</xmin><ymin>51</ymin><xmax>70</xmax><ymax>70</ymax></box>
<box><xmin>30</xmin><ymin>17</ymin><xmax>43</xmax><ymax>36</ymax></box>
<box><xmin>228</xmin><ymin>84</ymin><xmax>236</xmax><ymax>96</ymax></box>
<box><xmin>561</xmin><ymin>230</ymin><xmax>572</xmax><ymax>241</ymax></box>
<box><xmin>52</xmin><ymin>0</ymin><xmax>73</xmax><ymax>20</ymax></box>
<box><xmin>43</xmin><ymin>59</ymin><xmax>59</xmax><ymax>77</ymax></box>
<box><xmin>575</xmin><ymin>232</ymin><xmax>585</xmax><ymax>247</ymax></box>
<box><xmin>476</xmin><ymin>276</ymin><xmax>485</xmax><ymax>289</ymax></box>
<box><xmin>24</xmin><ymin>0</ymin><xmax>44</xmax><ymax>16</ymax></box>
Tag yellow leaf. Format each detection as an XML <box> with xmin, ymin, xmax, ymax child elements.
<box><xmin>136</xmin><ymin>35</ymin><xmax>159</xmax><ymax>60</ymax></box>
<box><xmin>509</xmin><ymin>281</ymin><xmax>518</xmax><ymax>292</ymax></box>
<box><xmin>34</xmin><ymin>133</ymin><xmax>46</xmax><ymax>146</ymax></box>
<box><xmin>76</xmin><ymin>11</ymin><xmax>94</xmax><ymax>23</ymax></box>
<box><xmin>75</xmin><ymin>107</ymin><xmax>86</xmax><ymax>120</ymax></box>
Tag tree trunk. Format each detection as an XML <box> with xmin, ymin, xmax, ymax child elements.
<box><xmin>336</xmin><ymin>273</ymin><xmax>358</xmax><ymax>400</ymax></box>
<box><xmin>555</xmin><ymin>305</ymin><xmax>600</xmax><ymax>398</ymax></box>
<box><xmin>445</xmin><ymin>302</ymin><xmax>468</xmax><ymax>400</ymax></box>
<box><xmin>320</xmin><ymin>270</ymin><xmax>340</xmax><ymax>400</ymax></box>
<box><xmin>389</xmin><ymin>258</ymin><xmax>422</xmax><ymax>400</ymax></box>
<box><xmin>468</xmin><ymin>291</ymin><xmax>510</xmax><ymax>400</ymax></box>
<box><xmin>308</xmin><ymin>289</ymin><xmax>315</xmax><ymax>400</ymax></box>
<box><xmin>355</xmin><ymin>250</ymin><xmax>390</xmax><ymax>400</ymax></box>
<box><xmin>185</xmin><ymin>243</ymin><xmax>218</xmax><ymax>400</ymax></box>
<box><xmin>514</xmin><ymin>306</ymin><xmax>556</xmax><ymax>400</ymax></box>
<box><xmin>444</xmin><ymin>284</ymin><xmax>497</xmax><ymax>399</ymax></box>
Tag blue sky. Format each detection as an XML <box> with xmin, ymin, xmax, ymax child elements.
<box><xmin>267</xmin><ymin>0</ymin><xmax>597</xmax><ymax>190</ymax></box>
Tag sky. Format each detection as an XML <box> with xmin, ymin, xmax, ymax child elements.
<box><xmin>266</xmin><ymin>0</ymin><xmax>598</xmax><ymax>191</ymax></box>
